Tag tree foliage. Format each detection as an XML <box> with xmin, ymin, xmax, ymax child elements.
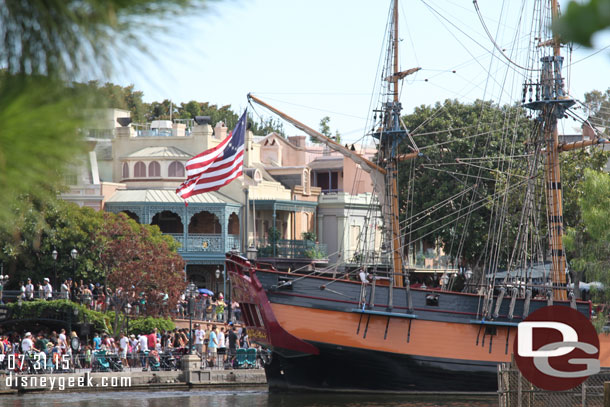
<box><xmin>0</xmin><ymin>199</ymin><xmax>185</xmax><ymax>316</ymax></box>
<box><xmin>564</xmin><ymin>169</ymin><xmax>610</xmax><ymax>312</ymax></box>
<box><xmin>0</xmin><ymin>0</ymin><xmax>213</xmax><ymax>233</ymax></box>
<box><xmin>99</xmin><ymin>212</ymin><xmax>186</xmax><ymax>316</ymax></box>
<box><xmin>399</xmin><ymin>99</ymin><xmax>532</xmax><ymax>266</ymax></box>
<box><xmin>555</xmin><ymin>0</ymin><xmax>610</xmax><ymax>47</ymax></box>
<box><xmin>583</xmin><ymin>88</ymin><xmax>610</xmax><ymax>133</ymax></box>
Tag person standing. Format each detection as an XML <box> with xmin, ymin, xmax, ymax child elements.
<box><xmin>228</xmin><ymin>324</ymin><xmax>238</xmax><ymax>363</ymax></box>
<box><xmin>19</xmin><ymin>281</ymin><xmax>26</xmax><ymax>300</ymax></box>
<box><xmin>147</xmin><ymin>328</ymin><xmax>157</xmax><ymax>352</ymax></box>
<box><xmin>60</xmin><ymin>279</ymin><xmax>70</xmax><ymax>300</ymax></box>
<box><xmin>25</xmin><ymin>278</ymin><xmax>34</xmax><ymax>300</ymax></box>
<box><xmin>58</xmin><ymin>328</ymin><xmax>67</xmax><ymax>354</ymax></box>
<box><xmin>129</xmin><ymin>334</ymin><xmax>139</xmax><ymax>367</ymax></box>
<box><xmin>218</xmin><ymin>326</ymin><xmax>226</xmax><ymax>361</ymax></box>
<box><xmin>239</xmin><ymin>328</ymin><xmax>250</xmax><ymax>349</ymax></box>
<box><xmin>43</xmin><ymin>278</ymin><xmax>53</xmax><ymax>300</ymax></box>
<box><xmin>92</xmin><ymin>332</ymin><xmax>101</xmax><ymax>350</ymax></box>
<box><xmin>207</xmin><ymin>325</ymin><xmax>218</xmax><ymax>367</ymax></box>
<box><xmin>194</xmin><ymin>324</ymin><xmax>205</xmax><ymax>356</ymax></box>
<box><xmin>119</xmin><ymin>332</ymin><xmax>129</xmax><ymax>367</ymax></box>
<box><xmin>138</xmin><ymin>333</ymin><xmax>149</xmax><ymax>370</ymax></box>
<box><xmin>21</xmin><ymin>332</ymin><xmax>38</xmax><ymax>353</ymax></box>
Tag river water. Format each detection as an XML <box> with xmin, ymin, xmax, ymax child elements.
<box><xmin>0</xmin><ymin>389</ymin><xmax>498</xmax><ymax>407</ymax></box>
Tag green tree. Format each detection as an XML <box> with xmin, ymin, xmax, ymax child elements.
<box><xmin>312</xmin><ymin>116</ymin><xmax>340</xmax><ymax>144</ymax></box>
<box><xmin>583</xmin><ymin>88</ymin><xmax>610</xmax><ymax>133</ymax></box>
<box><xmin>399</xmin><ymin>99</ymin><xmax>532</xmax><ymax>267</ymax></box>
<box><xmin>555</xmin><ymin>0</ymin><xmax>610</xmax><ymax>47</ymax></box>
<box><xmin>0</xmin><ymin>199</ymin><xmax>185</xmax><ymax>316</ymax></box>
<box><xmin>0</xmin><ymin>0</ymin><xmax>213</xmax><ymax>231</ymax></box>
<box><xmin>564</xmin><ymin>169</ymin><xmax>610</xmax><ymax>328</ymax></box>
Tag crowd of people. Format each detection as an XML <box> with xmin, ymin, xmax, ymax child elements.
<box><xmin>0</xmin><ymin>322</ymin><xmax>254</xmax><ymax>372</ymax></box>
<box><xmin>10</xmin><ymin>277</ymin><xmax>175</xmax><ymax>316</ymax></box>
<box><xmin>8</xmin><ymin>277</ymin><xmax>242</xmax><ymax>323</ymax></box>
<box><xmin>176</xmin><ymin>292</ymin><xmax>242</xmax><ymax>323</ymax></box>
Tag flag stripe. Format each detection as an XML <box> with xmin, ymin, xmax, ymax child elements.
<box><xmin>178</xmin><ymin>165</ymin><xmax>244</xmax><ymax>198</ymax></box>
<box><xmin>177</xmin><ymin>152</ymin><xmax>244</xmax><ymax>196</ymax></box>
<box><xmin>176</xmin><ymin>109</ymin><xmax>247</xmax><ymax>200</ymax></box>
<box><xmin>185</xmin><ymin>136</ymin><xmax>231</xmax><ymax>178</ymax></box>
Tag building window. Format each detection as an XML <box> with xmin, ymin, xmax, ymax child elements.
<box><xmin>314</xmin><ymin>171</ymin><xmax>339</xmax><ymax>192</ymax></box>
<box><xmin>134</xmin><ymin>161</ymin><xmax>146</xmax><ymax>178</ymax></box>
<box><xmin>149</xmin><ymin>161</ymin><xmax>160</xmax><ymax>177</ymax></box>
<box><xmin>122</xmin><ymin>162</ymin><xmax>129</xmax><ymax>179</ymax></box>
<box><xmin>169</xmin><ymin>161</ymin><xmax>185</xmax><ymax>177</ymax></box>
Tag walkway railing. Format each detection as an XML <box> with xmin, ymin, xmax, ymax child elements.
<box><xmin>0</xmin><ymin>348</ymin><xmax>265</xmax><ymax>374</ymax></box>
<box><xmin>257</xmin><ymin>239</ymin><xmax>327</xmax><ymax>259</ymax></box>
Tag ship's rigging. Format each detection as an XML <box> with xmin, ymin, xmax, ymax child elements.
<box><xmin>248</xmin><ymin>0</ymin><xmax>609</xmax><ymax>304</ymax></box>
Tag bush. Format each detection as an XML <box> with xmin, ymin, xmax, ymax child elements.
<box><xmin>128</xmin><ymin>316</ymin><xmax>175</xmax><ymax>335</ymax></box>
<box><xmin>4</xmin><ymin>299</ymin><xmax>174</xmax><ymax>336</ymax></box>
<box><xmin>5</xmin><ymin>299</ymin><xmax>111</xmax><ymax>333</ymax></box>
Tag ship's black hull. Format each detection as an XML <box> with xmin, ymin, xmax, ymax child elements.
<box><xmin>264</xmin><ymin>341</ymin><xmax>498</xmax><ymax>393</ymax></box>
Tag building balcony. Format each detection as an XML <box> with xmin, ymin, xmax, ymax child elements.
<box><xmin>257</xmin><ymin>239</ymin><xmax>327</xmax><ymax>260</ymax></box>
<box><xmin>167</xmin><ymin>233</ymin><xmax>241</xmax><ymax>254</ymax></box>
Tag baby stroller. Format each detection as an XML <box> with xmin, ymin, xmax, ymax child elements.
<box><xmin>24</xmin><ymin>350</ymin><xmax>47</xmax><ymax>374</ymax></box>
<box><xmin>91</xmin><ymin>350</ymin><xmax>111</xmax><ymax>372</ymax></box>
<box><xmin>147</xmin><ymin>350</ymin><xmax>161</xmax><ymax>371</ymax></box>
<box><xmin>107</xmin><ymin>353</ymin><xmax>123</xmax><ymax>372</ymax></box>
<box><xmin>159</xmin><ymin>351</ymin><xmax>177</xmax><ymax>371</ymax></box>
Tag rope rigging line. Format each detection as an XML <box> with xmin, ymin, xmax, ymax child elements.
<box><xmin>472</xmin><ymin>0</ymin><xmax>538</xmax><ymax>73</ymax></box>
<box><xmin>400</xmin><ymin>177</ymin><xmax>529</xmax><ymax>239</ymax></box>
<box><xmin>399</xmin><ymin>185</ymin><xmax>476</xmax><ymax>227</ymax></box>
<box><xmin>401</xmin><ymin>179</ymin><xmax>530</xmax><ymax>251</ymax></box>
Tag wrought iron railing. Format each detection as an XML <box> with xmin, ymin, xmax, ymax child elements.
<box><xmin>168</xmin><ymin>233</ymin><xmax>240</xmax><ymax>253</ymax></box>
<box><xmin>257</xmin><ymin>239</ymin><xmax>327</xmax><ymax>259</ymax></box>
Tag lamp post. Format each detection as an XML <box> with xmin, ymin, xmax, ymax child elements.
<box><xmin>0</xmin><ymin>273</ymin><xmax>8</xmax><ymax>304</ymax></box>
<box><xmin>70</xmin><ymin>249</ymin><xmax>78</xmax><ymax>281</ymax></box>
<box><xmin>52</xmin><ymin>249</ymin><xmax>58</xmax><ymax>288</ymax></box>
<box><xmin>186</xmin><ymin>281</ymin><xmax>197</xmax><ymax>354</ymax></box>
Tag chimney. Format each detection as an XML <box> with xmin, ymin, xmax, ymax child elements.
<box><xmin>288</xmin><ymin>135</ymin><xmax>306</xmax><ymax>147</ymax></box>
<box><xmin>214</xmin><ymin>121</ymin><xmax>228</xmax><ymax>139</ymax></box>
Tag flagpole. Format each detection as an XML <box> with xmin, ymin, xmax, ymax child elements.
<box><xmin>244</xmin><ymin>186</ymin><xmax>249</xmax><ymax>255</ymax></box>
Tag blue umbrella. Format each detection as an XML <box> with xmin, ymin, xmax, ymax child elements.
<box><xmin>198</xmin><ymin>288</ymin><xmax>214</xmax><ymax>296</ymax></box>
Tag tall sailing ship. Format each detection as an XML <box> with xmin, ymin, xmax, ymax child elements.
<box><xmin>227</xmin><ymin>0</ymin><xmax>610</xmax><ymax>392</ymax></box>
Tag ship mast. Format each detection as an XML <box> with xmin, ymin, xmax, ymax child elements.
<box><xmin>524</xmin><ymin>0</ymin><xmax>571</xmax><ymax>301</ymax></box>
<box><xmin>388</xmin><ymin>0</ymin><xmax>404</xmax><ymax>288</ymax></box>
<box><xmin>375</xmin><ymin>0</ymin><xmax>420</xmax><ymax>288</ymax></box>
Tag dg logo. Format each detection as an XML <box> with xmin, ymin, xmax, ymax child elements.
<box><xmin>514</xmin><ymin>305</ymin><xmax>600</xmax><ymax>391</ymax></box>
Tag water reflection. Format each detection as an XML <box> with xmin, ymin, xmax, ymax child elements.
<box><xmin>0</xmin><ymin>390</ymin><xmax>498</xmax><ymax>407</ymax></box>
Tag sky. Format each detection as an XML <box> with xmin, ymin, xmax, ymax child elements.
<box><xmin>109</xmin><ymin>0</ymin><xmax>610</xmax><ymax>144</ymax></box>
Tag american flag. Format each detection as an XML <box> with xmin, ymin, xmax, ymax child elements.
<box><xmin>176</xmin><ymin>109</ymin><xmax>247</xmax><ymax>199</ymax></box>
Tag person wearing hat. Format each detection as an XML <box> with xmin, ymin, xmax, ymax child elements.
<box><xmin>25</xmin><ymin>278</ymin><xmax>34</xmax><ymax>300</ymax></box>
<box><xmin>21</xmin><ymin>332</ymin><xmax>39</xmax><ymax>353</ymax></box>
<box><xmin>43</xmin><ymin>278</ymin><xmax>53</xmax><ymax>300</ymax></box>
